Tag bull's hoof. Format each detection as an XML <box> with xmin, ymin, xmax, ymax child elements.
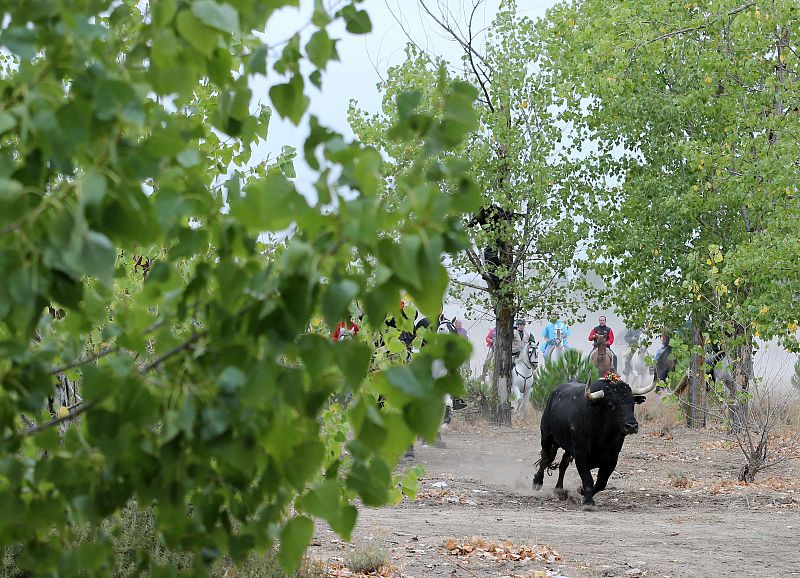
<box><xmin>403</xmin><ymin>447</ymin><xmax>415</xmax><ymax>459</ymax></box>
<box><xmin>582</xmin><ymin>502</ymin><xmax>596</xmax><ymax>511</ymax></box>
<box><xmin>532</xmin><ymin>480</ymin><xmax>543</xmax><ymax>491</ymax></box>
<box><xmin>554</xmin><ymin>488</ymin><xmax>568</xmax><ymax>501</ymax></box>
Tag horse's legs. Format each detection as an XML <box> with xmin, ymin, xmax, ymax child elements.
<box><xmin>623</xmin><ymin>349</ymin><xmax>633</xmax><ymax>376</ymax></box>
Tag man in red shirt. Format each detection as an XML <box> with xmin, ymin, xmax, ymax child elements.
<box><xmin>588</xmin><ymin>315</ymin><xmax>616</xmax><ymax>368</ymax></box>
<box><xmin>588</xmin><ymin>315</ymin><xmax>614</xmax><ymax>346</ymax></box>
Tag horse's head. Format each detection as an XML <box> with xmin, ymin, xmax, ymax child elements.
<box><xmin>526</xmin><ymin>339</ymin><xmax>539</xmax><ymax>368</ymax></box>
<box><xmin>554</xmin><ymin>327</ymin><xmax>563</xmax><ymax>345</ymax></box>
<box><xmin>594</xmin><ymin>333</ymin><xmax>607</xmax><ymax>348</ymax></box>
<box><xmin>437</xmin><ymin>315</ymin><xmax>456</xmax><ymax>334</ymax></box>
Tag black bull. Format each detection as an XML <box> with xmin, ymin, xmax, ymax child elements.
<box><xmin>532</xmin><ymin>377</ymin><xmax>656</xmax><ymax>506</ymax></box>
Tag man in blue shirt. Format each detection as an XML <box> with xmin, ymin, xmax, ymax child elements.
<box><xmin>540</xmin><ymin>312</ymin><xmax>571</xmax><ymax>362</ymax></box>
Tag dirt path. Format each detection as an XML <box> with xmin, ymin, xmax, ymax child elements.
<box><xmin>310</xmin><ymin>416</ymin><xmax>800</xmax><ymax>578</ymax></box>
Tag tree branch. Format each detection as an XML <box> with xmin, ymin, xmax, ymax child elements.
<box><xmin>13</xmin><ymin>329</ymin><xmax>207</xmax><ymax>441</ymax></box>
<box><xmin>21</xmin><ymin>400</ymin><xmax>98</xmax><ymax>438</ymax></box>
<box><xmin>49</xmin><ymin>318</ymin><xmax>167</xmax><ymax>375</ymax></box>
<box><xmin>139</xmin><ymin>331</ymin><xmax>206</xmax><ymax>373</ymax></box>
<box><xmin>638</xmin><ymin>2</ymin><xmax>755</xmax><ymax>48</ymax></box>
<box><xmin>50</xmin><ymin>346</ymin><xmax>118</xmax><ymax>375</ymax></box>
<box><xmin>450</xmin><ymin>277</ymin><xmax>489</xmax><ymax>293</ymax></box>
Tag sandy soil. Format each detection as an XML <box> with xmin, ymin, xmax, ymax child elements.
<box><xmin>308</xmin><ymin>405</ymin><xmax>800</xmax><ymax>578</ymax></box>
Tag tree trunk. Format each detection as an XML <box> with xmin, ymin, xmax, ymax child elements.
<box><xmin>732</xmin><ymin>322</ymin><xmax>753</xmax><ymax>394</ymax></box>
<box><xmin>491</xmin><ymin>302</ymin><xmax>513</xmax><ymax>426</ymax></box>
<box><xmin>729</xmin><ymin>321</ymin><xmax>754</xmax><ymax>429</ymax></box>
<box><xmin>687</xmin><ymin>322</ymin><xmax>706</xmax><ymax>428</ymax></box>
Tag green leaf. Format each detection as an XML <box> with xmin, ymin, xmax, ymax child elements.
<box><xmin>0</xmin><ymin>27</ymin><xmax>37</xmax><ymax>59</ymax></box>
<box><xmin>192</xmin><ymin>1</ymin><xmax>240</xmax><ymax>35</ymax></box>
<box><xmin>0</xmin><ymin>111</ymin><xmax>16</xmax><ymax>136</ymax></box>
<box><xmin>301</xmin><ymin>481</ymin><xmax>356</xmax><ymax>538</ymax></box>
<box><xmin>0</xmin><ymin>178</ymin><xmax>23</xmax><ymax>202</ymax></box>
<box><xmin>230</xmin><ymin>173</ymin><xmax>301</xmax><ymax>231</ymax></box>
<box><xmin>340</xmin><ymin>5</ymin><xmax>372</xmax><ymax>34</ymax></box>
<box><xmin>79</xmin><ymin>171</ymin><xmax>107</xmax><ymax>209</ymax></box>
<box><xmin>152</xmin><ymin>0</ymin><xmax>178</xmax><ymax>25</ymax></box>
<box><xmin>176</xmin><ymin>9</ymin><xmax>216</xmax><ymax>57</ymax></box>
<box><xmin>346</xmin><ymin>459</ymin><xmax>391</xmax><ymax>506</ymax></box>
<box><xmin>79</xmin><ymin>231</ymin><xmax>116</xmax><ymax>286</ymax></box>
<box><xmin>404</xmin><ymin>396</ymin><xmax>445</xmax><ymax>442</ymax></box>
<box><xmin>306</xmin><ymin>29</ymin><xmax>337</xmax><ymax>69</ymax></box>
<box><xmin>278</xmin><ymin>516</ymin><xmax>314</xmax><ymax>572</ymax></box>
<box><xmin>247</xmin><ymin>44</ymin><xmax>268</xmax><ymax>75</ymax></box>
<box><xmin>321</xmin><ymin>279</ymin><xmax>359</xmax><ymax>327</ymax></box>
<box><xmin>269</xmin><ymin>74</ymin><xmax>309</xmax><ymax>125</ymax></box>
<box><xmin>311</xmin><ymin>0</ymin><xmax>331</xmax><ymax>27</ymax></box>
<box><xmin>176</xmin><ymin>147</ymin><xmax>201</xmax><ymax>168</ymax></box>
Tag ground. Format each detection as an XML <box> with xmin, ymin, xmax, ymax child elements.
<box><xmin>308</xmin><ymin>401</ymin><xmax>800</xmax><ymax>578</ymax></box>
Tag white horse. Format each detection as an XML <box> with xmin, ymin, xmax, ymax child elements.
<box><xmin>511</xmin><ymin>336</ymin><xmax>539</xmax><ymax>411</ymax></box>
<box><xmin>627</xmin><ymin>344</ymin><xmax>652</xmax><ymax>388</ymax></box>
<box><xmin>545</xmin><ymin>327</ymin><xmax>568</xmax><ymax>365</ymax></box>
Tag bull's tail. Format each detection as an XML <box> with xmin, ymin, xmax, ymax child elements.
<box><xmin>533</xmin><ymin>457</ymin><xmax>561</xmax><ymax>477</ymax></box>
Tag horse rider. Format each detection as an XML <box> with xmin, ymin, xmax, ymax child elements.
<box><xmin>540</xmin><ymin>312</ymin><xmax>570</xmax><ymax>361</ymax></box>
<box><xmin>654</xmin><ymin>331</ymin><xmax>670</xmax><ymax>363</ymax></box>
<box><xmin>622</xmin><ymin>327</ymin><xmax>644</xmax><ymax>374</ymax></box>
<box><xmin>588</xmin><ymin>315</ymin><xmax>616</xmax><ymax>366</ymax></box>
<box><xmin>511</xmin><ymin>319</ymin><xmax>530</xmax><ymax>358</ymax></box>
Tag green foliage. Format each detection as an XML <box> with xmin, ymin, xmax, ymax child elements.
<box><xmin>792</xmin><ymin>358</ymin><xmax>800</xmax><ymax>396</ymax></box>
<box><xmin>529</xmin><ymin>349</ymin><xmax>598</xmax><ymax>409</ymax></box>
<box><xmin>349</xmin><ymin>4</ymin><xmax>593</xmax><ymax>323</ymax></box>
<box><xmin>0</xmin><ymin>0</ymin><xmax>477</xmax><ymax>575</ymax></box>
<box><xmin>2</xmin><ymin>504</ymin><xmax>290</xmax><ymax>578</ymax></box>
<box><xmin>463</xmin><ymin>373</ymin><xmax>492</xmax><ymax>403</ymax></box>
<box><xmin>538</xmin><ymin>0</ymin><xmax>800</xmax><ymax>350</ymax></box>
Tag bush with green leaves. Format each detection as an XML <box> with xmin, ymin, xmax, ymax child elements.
<box><xmin>0</xmin><ymin>0</ymin><xmax>479</xmax><ymax>575</ymax></box>
<box><xmin>529</xmin><ymin>349</ymin><xmax>599</xmax><ymax>409</ymax></box>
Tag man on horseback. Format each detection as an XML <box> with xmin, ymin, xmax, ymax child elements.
<box><xmin>540</xmin><ymin>312</ymin><xmax>570</xmax><ymax>362</ymax></box>
<box><xmin>511</xmin><ymin>319</ymin><xmax>530</xmax><ymax>358</ymax></box>
<box><xmin>588</xmin><ymin>315</ymin><xmax>616</xmax><ymax>368</ymax></box>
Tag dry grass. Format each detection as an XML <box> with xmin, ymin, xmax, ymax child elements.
<box><xmin>668</xmin><ymin>470</ymin><xmax>692</xmax><ymax>489</ymax></box>
<box><xmin>345</xmin><ymin>543</ymin><xmax>389</xmax><ymax>574</ymax></box>
<box><xmin>297</xmin><ymin>556</ymin><xmax>328</xmax><ymax>578</ymax></box>
<box><xmin>636</xmin><ymin>393</ymin><xmax>681</xmax><ymax>432</ymax></box>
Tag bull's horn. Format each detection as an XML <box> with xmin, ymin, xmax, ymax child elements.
<box><xmin>585</xmin><ymin>378</ymin><xmax>604</xmax><ymax>400</ymax></box>
<box><xmin>630</xmin><ymin>380</ymin><xmax>657</xmax><ymax>395</ymax></box>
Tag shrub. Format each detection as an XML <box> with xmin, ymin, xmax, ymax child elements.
<box><xmin>345</xmin><ymin>543</ymin><xmax>388</xmax><ymax>574</ymax></box>
<box><xmin>529</xmin><ymin>349</ymin><xmax>598</xmax><ymax>409</ymax></box>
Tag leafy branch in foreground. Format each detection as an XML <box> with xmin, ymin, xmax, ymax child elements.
<box><xmin>0</xmin><ymin>0</ymin><xmax>477</xmax><ymax>575</ymax></box>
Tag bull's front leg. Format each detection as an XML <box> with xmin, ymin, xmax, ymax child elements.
<box><xmin>592</xmin><ymin>455</ymin><xmax>619</xmax><ymax>495</ymax></box>
<box><xmin>573</xmin><ymin>452</ymin><xmax>596</xmax><ymax>506</ymax></box>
